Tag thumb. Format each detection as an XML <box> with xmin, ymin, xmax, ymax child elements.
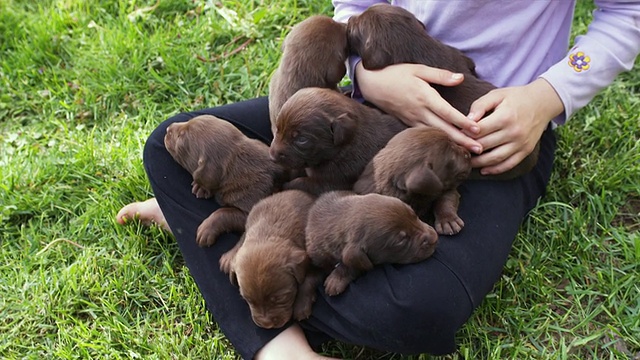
<box><xmin>468</xmin><ymin>90</ymin><xmax>503</xmax><ymax>121</ymax></box>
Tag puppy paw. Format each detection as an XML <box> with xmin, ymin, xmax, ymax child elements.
<box><xmin>219</xmin><ymin>251</ymin><xmax>233</xmax><ymax>274</ymax></box>
<box><xmin>323</xmin><ymin>273</ymin><xmax>349</xmax><ymax>296</ymax></box>
<box><xmin>195</xmin><ymin>220</ymin><xmax>220</xmax><ymax>247</ymax></box>
<box><xmin>293</xmin><ymin>298</ymin><xmax>314</xmax><ymax>321</ymax></box>
<box><xmin>434</xmin><ymin>214</ymin><xmax>464</xmax><ymax>235</ymax></box>
<box><xmin>191</xmin><ymin>181</ymin><xmax>212</xmax><ymax>199</ymax></box>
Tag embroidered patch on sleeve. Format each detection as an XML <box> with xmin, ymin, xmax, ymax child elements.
<box><xmin>568</xmin><ymin>51</ymin><xmax>590</xmax><ymax>72</ymax></box>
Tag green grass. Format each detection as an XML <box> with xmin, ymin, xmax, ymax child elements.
<box><xmin>1</xmin><ymin>0</ymin><xmax>638</xmax><ymax>359</ymax></box>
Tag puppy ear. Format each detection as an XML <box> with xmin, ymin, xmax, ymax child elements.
<box><xmin>288</xmin><ymin>248</ymin><xmax>309</xmax><ymax>284</ymax></box>
<box><xmin>229</xmin><ymin>268</ymin><xmax>238</xmax><ymax>286</ymax></box>
<box><xmin>398</xmin><ymin>162</ymin><xmax>444</xmax><ymax>196</ymax></box>
<box><xmin>331</xmin><ymin>113</ymin><xmax>357</xmax><ymax>146</ymax></box>
<box><xmin>353</xmin><ymin>162</ymin><xmax>376</xmax><ymax>194</ymax></box>
<box><xmin>326</xmin><ymin>59</ymin><xmax>347</xmax><ymax>85</ymax></box>
<box><xmin>192</xmin><ymin>156</ymin><xmax>221</xmax><ymax>189</ymax></box>
<box><xmin>341</xmin><ymin>243</ymin><xmax>374</xmax><ymax>271</ymax></box>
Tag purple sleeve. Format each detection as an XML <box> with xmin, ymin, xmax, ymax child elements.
<box><xmin>540</xmin><ymin>1</ymin><xmax>640</xmax><ymax>124</ymax></box>
<box><xmin>332</xmin><ymin>0</ymin><xmax>386</xmax><ymax>23</ymax></box>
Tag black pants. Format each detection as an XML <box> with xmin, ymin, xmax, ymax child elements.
<box><xmin>143</xmin><ymin>96</ymin><xmax>556</xmax><ymax>359</ymax></box>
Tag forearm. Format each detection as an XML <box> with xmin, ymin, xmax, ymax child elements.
<box><xmin>540</xmin><ymin>1</ymin><xmax>640</xmax><ymax>124</ymax></box>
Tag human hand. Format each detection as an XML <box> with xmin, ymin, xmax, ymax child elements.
<box><xmin>355</xmin><ymin>62</ymin><xmax>483</xmax><ymax>154</ymax></box>
<box><xmin>468</xmin><ymin>78</ymin><xmax>564</xmax><ymax>175</ymax></box>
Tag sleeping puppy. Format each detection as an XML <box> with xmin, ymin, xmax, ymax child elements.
<box><xmin>218</xmin><ymin>190</ymin><xmax>320</xmax><ymax>328</ymax></box>
<box><xmin>346</xmin><ymin>3</ymin><xmax>540</xmax><ymax>180</ymax></box>
<box><xmin>268</xmin><ymin>15</ymin><xmax>348</xmax><ymax>134</ymax></box>
<box><xmin>305</xmin><ymin>191</ymin><xmax>438</xmax><ymax>296</ymax></box>
<box><xmin>269</xmin><ymin>87</ymin><xmax>407</xmax><ymax>195</ymax></box>
<box><xmin>354</xmin><ymin>127</ymin><xmax>472</xmax><ymax>235</ymax></box>
<box><xmin>164</xmin><ymin>114</ymin><xmax>286</xmax><ymax>247</ymax></box>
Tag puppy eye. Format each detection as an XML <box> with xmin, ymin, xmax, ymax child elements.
<box><xmin>294</xmin><ymin>135</ymin><xmax>310</xmax><ymax>147</ymax></box>
<box><xmin>270</xmin><ymin>294</ymin><xmax>289</xmax><ymax>304</ymax></box>
<box><xmin>395</xmin><ymin>231</ymin><xmax>409</xmax><ymax>246</ymax></box>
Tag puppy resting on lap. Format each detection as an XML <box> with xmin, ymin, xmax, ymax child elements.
<box><xmin>305</xmin><ymin>191</ymin><xmax>438</xmax><ymax>296</ymax></box>
<box><xmin>269</xmin><ymin>87</ymin><xmax>407</xmax><ymax>195</ymax></box>
<box><xmin>354</xmin><ymin>127</ymin><xmax>472</xmax><ymax>235</ymax></box>
<box><xmin>268</xmin><ymin>15</ymin><xmax>348</xmax><ymax>133</ymax></box>
<box><xmin>219</xmin><ymin>190</ymin><xmax>319</xmax><ymax>329</ymax></box>
<box><xmin>346</xmin><ymin>3</ymin><xmax>540</xmax><ymax>180</ymax></box>
<box><xmin>164</xmin><ymin>114</ymin><xmax>286</xmax><ymax>247</ymax></box>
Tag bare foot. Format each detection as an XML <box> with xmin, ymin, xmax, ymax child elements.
<box><xmin>116</xmin><ymin>197</ymin><xmax>172</xmax><ymax>233</ymax></box>
<box><xmin>256</xmin><ymin>324</ymin><xmax>340</xmax><ymax>360</ymax></box>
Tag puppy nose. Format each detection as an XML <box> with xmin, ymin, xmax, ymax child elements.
<box><xmin>421</xmin><ymin>226</ymin><xmax>439</xmax><ymax>245</ymax></box>
<box><xmin>269</xmin><ymin>147</ymin><xmax>285</xmax><ymax>162</ymax></box>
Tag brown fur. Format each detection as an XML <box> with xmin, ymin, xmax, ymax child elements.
<box><xmin>346</xmin><ymin>3</ymin><xmax>540</xmax><ymax>180</ymax></box>
<box><xmin>269</xmin><ymin>87</ymin><xmax>407</xmax><ymax>195</ymax></box>
<box><xmin>218</xmin><ymin>190</ymin><xmax>319</xmax><ymax>328</ymax></box>
<box><xmin>305</xmin><ymin>191</ymin><xmax>438</xmax><ymax>296</ymax></box>
<box><xmin>354</xmin><ymin>127</ymin><xmax>472</xmax><ymax>235</ymax></box>
<box><xmin>164</xmin><ymin>114</ymin><xmax>287</xmax><ymax>247</ymax></box>
<box><xmin>269</xmin><ymin>15</ymin><xmax>349</xmax><ymax>134</ymax></box>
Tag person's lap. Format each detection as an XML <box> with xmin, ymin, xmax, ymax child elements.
<box><xmin>142</xmin><ymin>96</ymin><xmax>555</xmax><ymax>359</ymax></box>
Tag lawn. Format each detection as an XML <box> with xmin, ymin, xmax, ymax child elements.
<box><xmin>1</xmin><ymin>0</ymin><xmax>638</xmax><ymax>359</ymax></box>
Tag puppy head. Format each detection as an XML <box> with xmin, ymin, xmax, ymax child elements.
<box><xmin>283</xmin><ymin>15</ymin><xmax>348</xmax><ymax>86</ymax></box>
<box><xmin>269</xmin><ymin>88</ymin><xmax>358</xmax><ymax>169</ymax></box>
<box><xmin>392</xmin><ymin>128</ymin><xmax>471</xmax><ymax>198</ymax></box>
<box><xmin>343</xmin><ymin>194</ymin><xmax>439</xmax><ymax>269</ymax></box>
<box><xmin>233</xmin><ymin>241</ymin><xmax>308</xmax><ymax>329</ymax></box>
<box><xmin>346</xmin><ymin>4</ymin><xmax>426</xmax><ymax>69</ymax></box>
<box><xmin>376</xmin><ymin>126</ymin><xmax>471</xmax><ymax>198</ymax></box>
<box><xmin>164</xmin><ymin>115</ymin><xmax>241</xmax><ymax>179</ymax></box>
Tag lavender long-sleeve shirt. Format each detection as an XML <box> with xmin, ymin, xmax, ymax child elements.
<box><xmin>333</xmin><ymin>0</ymin><xmax>640</xmax><ymax>124</ymax></box>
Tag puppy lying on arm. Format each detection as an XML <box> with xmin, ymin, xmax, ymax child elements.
<box><xmin>354</xmin><ymin>127</ymin><xmax>472</xmax><ymax>235</ymax></box>
<box><xmin>269</xmin><ymin>87</ymin><xmax>407</xmax><ymax>195</ymax></box>
<box><xmin>268</xmin><ymin>15</ymin><xmax>348</xmax><ymax>134</ymax></box>
<box><xmin>346</xmin><ymin>3</ymin><xmax>540</xmax><ymax>180</ymax></box>
<box><xmin>164</xmin><ymin>115</ymin><xmax>287</xmax><ymax>247</ymax></box>
<box><xmin>218</xmin><ymin>190</ymin><xmax>320</xmax><ymax>328</ymax></box>
<box><xmin>305</xmin><ymin>191</ymin><xmax>438</xmax><ymax>296</ymax></box>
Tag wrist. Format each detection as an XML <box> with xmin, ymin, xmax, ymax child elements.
<box><xmin>530</xmin><ymin>78</ymin><xmax>565</xmax><ymax>123</ymax></box>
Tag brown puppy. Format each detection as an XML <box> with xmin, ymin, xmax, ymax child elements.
<box><xmin>305</xmin><ymin>191</ymin><xmax>438</xmax><ymax>296</ymax></box>
<box><xmin>354</xmin><ymin>127</ymin><xmax>472</xmax><ymax>235</ymax></box>
<box><xmin>270</xmin><ymin>87</ymin><xmax>407</xmax><ymax>195</ymax></box>
<box><xmin>269</xmin><ymin>15</ymin><xmax>349</xmax><ymax>133</ymax></box>
<box><xmin>218</xmin><ymin>190</ymin><xmax>320</xmax><ymax>329</ymax></box>
<box><xmin>164</xmin><ymin>114</ymin><xmax>286</xmax><ymax>247</ymax></box>
<box><xmin>346</xmin><ymin>3</ymin><xmax>540</xmax><ymax>180</ymax></box>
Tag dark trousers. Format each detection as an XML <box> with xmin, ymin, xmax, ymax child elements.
<box><xmin>143</xmin><ymin>96</ymin><xmax>556</xmax><ymax>359</ymax></box>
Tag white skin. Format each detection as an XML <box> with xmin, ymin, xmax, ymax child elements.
<box><xmin>116</xmin><ymin>63</ymin><xmax>565</xmax><ymax>359</ymax></box>
<box><xmin>355</xmin><ymin>62</ymin><xmax>565</xmax><ymax>175</ymax></box>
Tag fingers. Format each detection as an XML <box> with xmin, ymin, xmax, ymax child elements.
<box><xmin>413</xmin><ymin>64</ymin><xmax>465</xmax><ymax>86</ymax></box>
<box><xmin>412</xmin><ymin>65</ymin><xmax>481</xmax><ymax>136</ymax></box>
<box><xmin>428</xmin><ymin>94</ymin><xmax>481</xmax><ymax>137</ymax></box>
<box><xmin>471</xmin><ymin>144</ymin><xmax>524</xmax><ymax>175</ymax></box>
<box><xmin>414</xmin><ymin>104</ymin><xmax>482</xmax><ymax>153</ymax></box>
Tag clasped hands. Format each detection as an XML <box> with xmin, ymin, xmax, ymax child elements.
<box><xmin>355</xmin><ymin>62</ymin><xmax>564</xmax><ymax>176</ymax></box>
